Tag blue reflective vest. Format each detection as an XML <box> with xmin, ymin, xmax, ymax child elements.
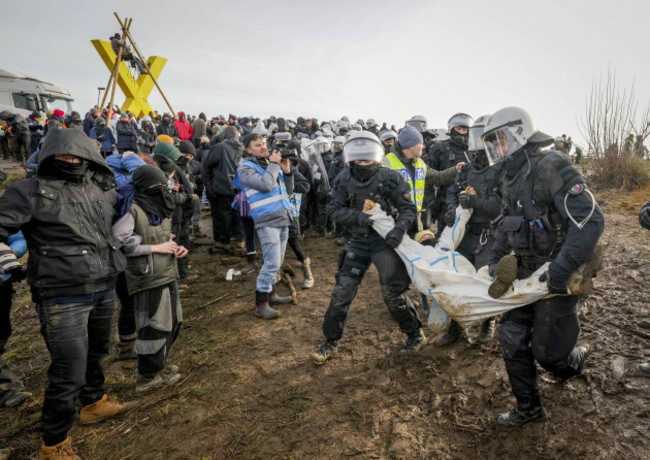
<box><xmin>234</xmin><ymin>161</ymin><xmax>292</xmax><ymax>220</ymax></box>
<box><xmin>289</xmin><ymin>193</ymin><xmax>302</xmax><ymax>218</ymax></box>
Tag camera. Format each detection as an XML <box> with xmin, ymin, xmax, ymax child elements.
<box><xmin>270</xmin><ymin>132</ymin><xmax>297</xmax><ymax>160</ymax></box>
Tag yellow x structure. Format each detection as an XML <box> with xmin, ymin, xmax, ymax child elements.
<box><xmin>91</xmin><ymin>39</ymin><xmax>167</xmax><ymax>118</ymax></box>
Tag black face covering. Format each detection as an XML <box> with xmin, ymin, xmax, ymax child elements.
<box><xmin>472</xmin><ymin>149</ymin><xmax>489</xmax><ymax>169</ymax></box>
<box><xmin>450</xmin><ymin>129</ymin><xmax>469</xmax><ymax>150</ymax></box>
<box><xmin>135</xmin><ymin>185</ymin><xmax>175</xmax><ymax>219</ymax></box>
<box><xmin>351</xmin><ymin>162</ymin><xmax>380</xmax><ymax>181</ymax></box>
<box><xmin>503</xmin><ymin>149</ymin><xmax>529</xmax><ymax>179</ymax></box>
<box><xmin>53</xmin><ymin>158</ymin><xmax>89</xmax><ymax>179</ymax></box>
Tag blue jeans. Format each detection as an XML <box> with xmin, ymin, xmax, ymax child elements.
<box><xmin>255</xmin><ymin>226</ymin><xmax>288</xmax><ymax>293</ymax></box>
<box><xmin>36</xmin><ymin>292</ymin><xmax>115</xmax><ymax>446</ymax></box>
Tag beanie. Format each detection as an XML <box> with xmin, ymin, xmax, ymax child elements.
<box><xmin>414</xmin><ymin>230</ymin><xmax>435</xmax><ymax>243</ymax></box>
<box><xmin>398</xmin><ymin>126</ymin><xmax>423</xmax><ymax>149</ymax></box>
<box><xmin>53</xmin><ymin>109</ymin><xmax>65</xmax><ymax>118</ymax></box>
<box><xmin>153</xmin><ymin>142</ymin><xmax>181</xmax><ymax>161</ymax></box>
<box><xmin>157</xmin><ymin>134</ymin><xmax>174</xmax><ymax>143</ymax></box>
<box><xmin>178</xmin><ymin>140</ymin><xmax>196</xmax><ymax>155</ymax></box>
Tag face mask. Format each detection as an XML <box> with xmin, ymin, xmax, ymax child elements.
<box><xmin>53</xmin><ymin>158</ymin><xmax>89</xmax><ymax>178</ymax></box>
<box><xmin>351</xmin><ymin>162</ymin><xmax>379</xmax><ymax>181</ymax></box>
<box><xmin>144</xmin><ymin>186</ymin><xmax>176</xmax><ymax>216</ymax></box>
<box><xmin>201</xmin><ymin>142</ymin><xmax>210</xmax><ymax>149</ymax></box>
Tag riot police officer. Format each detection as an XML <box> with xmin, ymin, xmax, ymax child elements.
<box><xmin>436</xmin><ymin>115</ymin><xmax>502</xmax><ymax>346</ymax></box>
<box><xmin>312</xmin><ymin>131</ymin><xmax>425</xmax><ymax>364</ymax></box>
<box><xmin>426</xmin><ymin>113</ymin><xmax>474</xmax><ymax>237</ymax></box>
<box><xmin>485</xmin><ymin>107</ymin><xmax>605</xmax><ymax>427</ymax></box>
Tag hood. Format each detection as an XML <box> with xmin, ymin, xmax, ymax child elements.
<box><xmin>153</xmin><ymin>142</ymin><xmax>182</xmax><ymax>161</ymax></box>
<box><xmin>220</xmin><ymin>126</ymin><xmax>240</xmax><ymax>142</ymax></box>
<box><xmin>199</xmin><ymin>112</ymin><xmax>207</xmax><ymax>121</ymax></box>
<box><xmin>178</xmin><ymin>111</ymin><xmax>186</xmax><ymax>121</ymax></box>
<box><xmin>37</xmin><ymin>128</ymin><xmax>115</xmax><ymax>188</ymax></box>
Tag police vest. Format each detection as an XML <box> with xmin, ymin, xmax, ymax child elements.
<box><xmin>235</xmin><ymin>161</ymin><xmax>292</xmax><ymax>220</ymax></box>
<box><xmin>382</xmin><ymin>153</ymin><xmax>425</xmax><ymax>211</ymax></box>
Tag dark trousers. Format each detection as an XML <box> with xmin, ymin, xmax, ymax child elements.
<box><xmin>314</xmin><ymin>193</ymin><xmax>332</xmax><ymax>233</ymax></box>
<box><xmin>208</xmin><ymin>195</ymin><xmax>243</xmax><ymax>244</ymax></box>
<box><xmin>11</xmin><ymin>132</ymin><xmax>31</xmax><ymax>162</ymax></box>
<box><xmin>116</xmin><ymin>272</ymin><xmax>136</xmax><ymax>344</ymax></box>
<box><xmin>176</xmin><ymin>220</ymin><xmax>191</xmax><ymax>278</ymax></box>
<box><xmin>240</xmin><ymin>216</ymin><xmax>256</xmax><ymax>262</ymax></box>
<box><xmin>288</xmin><ymin>217</ymin><xmax>306</xmax><ymax>263</ymax></box>
<box><xmin>499</xmin><ymin>295</ymin><xmax>584</xmax><ymax>406</ymax></box>
<box><xmin>36</xmin><ymin>291</ymin><xmax>115</xmax><ymax>446</ymax></box>
<box><xmin>322</xmin><ymin>235</ymin><xmax>422</xmax><ymax>342</ymax></box>
<box><xmin>0</xmin><ymin>281</ymin><xmax>13</xmax><ymax>345</ymax></box>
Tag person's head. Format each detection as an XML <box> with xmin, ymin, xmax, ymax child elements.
<box><xmin>332</xmin><ymin>136</ymin><xmax>346</xmax><ymax>154</ymax></box>
<box><xmin>244</xmin><ymin>133</ymin><xmax>267</xmax><ymax>157</ymax></box>
<box><xmin>637</xmin><ymin>135</ymin><xmax>644</xmax><ymax>142</ymax></box>
<box><xmin>94</xmin><ymin>116</ymin><xmax>107</xmax><ymax>128</ymax></box>
<box><xmin>178</xmin><ymin>111</ymin><xmax>186</xmax><ymax>121</ymax></box>
<box><xmin>343</xmin><ymin>131</ymin><xmax>384</xmax><ymax>180</ymax></box>
<box><xmin>112</xmin><ymin>33</ymin><xmax>121</xmax><ymax>40</ymax></box>
<box><xmin>228</xmin><ymin>114</ymin><xmax>237</xmax><ymax>125</ymax></box>
<box><xmin>481</xmin><ymin>106</ymin><xmax>552</xmax><ymax>166</ymax></box>
<box><xmin>406</xmin><ymin>115</ymin><xmax>428</xmax><ymax>133</ymax></box>
<box><xmin>415</xmin><ymin>230</ymin><xmax>435</xmax><ymax>243</ymax></box>
<box><xmin>305</xmin><ymin>119</ymin><xmax>313</xmax><ymax>129</ymax></box>
<box><xmin>178</xmin><ymin>140</ymin><xmax>196</xmax><ymax>160</ymax></box>
<box><xmin>379</xmin><ymin>130</ymin><xmax>398</xmax><ymax>153</ymax></box>
<box><xmin>162</xmin><ymin>113</ymin><xmax>171</xmax><ymax>124</ymax></box>
<box><xmin>467</xmin><ymin>114</ymin><xmax>490</xmax><ymax>165</ymax></box>
<box><xmin>554</xmin><ymin>136</ymin><xmax>565</xmax><ymax>149</ymax></box>
<box><xmin>200</xmin><ymin>135</ymin><xmax>210</xmax><ymax>148</ymax></box>
<box><xmin>398</xmin><ymin>126</ymin><xmax>424</xmax><ymax>159</ymax></box>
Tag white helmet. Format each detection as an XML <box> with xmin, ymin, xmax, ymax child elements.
<box><xmin>406</xmin><ymin>114</ymin><xmax>428</xmax><ymax>133</ymax></box>
<box><xmin>303</xmin><ymin>136</ymin><xmax>331</xmax><ymax>156</ymax></box>
<box><xmin>379</xmin><ymin>129</ymin><xmax>398</xmax><ymax>143</ymax></box>
<box><xmin>482</xmin><ymin>107</ymin><xmax>536</xmax><ymax>166</ymax></box>
<box><xmin>467</xmin><ymin>114</ymin><xmax>490</xmax><ymax>152</ymax></box>
<box><xmin>343</xmin><ymin>131</ymin><xmax>384</xmax><ymax>163</ymax></box>
<box><xmin>447</xmin><ymin>113</ymin><xmax>474</xmax><ymax>131</ymax></box>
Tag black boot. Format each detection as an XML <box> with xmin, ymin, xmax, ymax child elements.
<box><xmin>434</xmin><ymin>319</ymin><xmax>466</xmax><ymax>346</ymax></box>
<box><xmin>496</xmin><ymin>393</ymin><xmax>546</xmax><ymax>428</ymax></box>
<box><xmin>312</xmin><ymin>340</ymin><xmax>338</xmax><ymax>364</ymax></box>
<box><xmin>477</xmin><ymin>316</ymin><xmax>496</xmax><ymax>344</ymax></box>
<box><xmin>401</xmin><ymin>329</ymin><xmax>427</xmax><ymax>354</ymax></box>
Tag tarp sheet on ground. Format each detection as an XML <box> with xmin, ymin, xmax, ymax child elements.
<box><xmin>364</xmin><ymin>204</ymin><xmax>553</xmax><ymax>327</ymax></box>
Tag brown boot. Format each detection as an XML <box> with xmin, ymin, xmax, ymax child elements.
<box><xmin>488</xmin><ymin>255</ymin><xmax>518</xmax><ymax>299</ymax></box>
<box><xmin>40</xmin><ymin>437</ymin><xmax>80</xmax><ymax>460</ymax></box>
<box><xmin>79</xmin><ymin>394</ymin><xmax>138</xmax><ymax>425</ymax></box>
<box><xmin>231</xmin><ymin>240</ymin><xmax>246</xmax><ymax>258</ymax></box>
<box><xmin>567</xmin><ymin>244</ymin><xmax>604</xmax><ymax>297</ymax></box>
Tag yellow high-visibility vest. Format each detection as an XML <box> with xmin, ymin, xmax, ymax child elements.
<box><xmin>382</xmin><ymin>153</ymin><xmax>426</xmax><ymax>211</ymax></box>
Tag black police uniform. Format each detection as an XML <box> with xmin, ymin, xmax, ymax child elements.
<box><xmin>321</xmin><ymin>166</ymin><xmax>422</xmax><ymax>342</ymax></box>
<box><xmin>424</xmin><ymin>138</ymin><xmax>467</xmax><ymax>236</ymax></box>
<box><xmin>489</xmin><ymin>148</ymin><xmax>605</xmax><ymax>410</ymax></box>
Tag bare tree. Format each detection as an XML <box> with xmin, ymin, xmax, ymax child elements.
<box><xmin>579</xmin><ymin>67</ymin><xmax>650</xmax><ymax>189</ymax></box>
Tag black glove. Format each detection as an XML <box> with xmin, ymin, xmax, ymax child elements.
<box><xmin>640</xmin><ymin>202</ymin><xmax>650</xmax><ymax>229</ymax></box>
<box><xmin>458</xmin><ymin>192</ymin><xmax>473</xmax><ymax>209</ymax></box>
<box><xmin>539</xmin><ymin>271</ymin><xmax>567</xmax><ymax>294</ymax></box>
<box><xmin>385</xmin><ymin>226</ymin><xmax>405</xmax><ymax>248</ymax></box>
<box><xmin>489</xmin><ymin>264</ymin><xmax>497</xmax><ymax>278</ymax></box>
<box><xmin>444</xmin><ymin>209</ymin><xmax>456</xmax><ymax>227</ymax></box>
<box><xmin>97</xmin><ymin>134</ymin><xmax>107</xmax><ymax>142</ymax></box>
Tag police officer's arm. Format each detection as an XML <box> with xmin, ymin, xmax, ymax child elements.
<box><xmin>387</xmin><ymin>173</ymin><xmax>418</xmax><ymax>231</ymax></box>
<box><xmin>538</xmin><ymin>154</ymin><xmax>605</xmax><ymax>282</ymax></box>
<box><xmin>445</xmin><ymin>167</ymin><xmax>465</xmax><ymax>210</ymax></box>
<box><xmin>327</xmin><ymin>174</ymin><xmax>365</xmax><ymax>227</ymax></box>
<box><xmin>471</xmin><ymin>188</ymin><xmax>502</xmax><ymax>217</ymax></box>
<box><xmin>487</xmin><ymin>223</ymin><xmax>511</xmax><ymax>267</ymax></box>
<box><xmin>0</xmin><ymin>185</ymin><xmax>32</xmax><ymax>242</ymax></box>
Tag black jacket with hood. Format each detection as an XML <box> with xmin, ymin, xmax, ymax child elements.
<box><xmin>0</xmin><ymin>129</ymin><xmax>126</xmax><ymax>300</ymax></box>
<box><xmin>200</xmin><ymin>127</ymin><xmax>244</xmax><ymax>198</ymax></box>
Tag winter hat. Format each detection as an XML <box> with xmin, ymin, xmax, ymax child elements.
<box><xmin>252</xmin><ymin>120</ymin><xmax>267</xmax><ymax>135</ymax></box>
<box><xmin>178</xmin><ymin>140</ymin><xmax>196</xmax><ymax>156</ymax></box>
<box><xmin>157</xmin><ymin>134</ymin><xmax>174</xmax><ymax>143</ymax></box>
<box><xmin>398</xmin><ymin>126</ymin><xmax>423</xmax><ymax>149</ymax></box>
<box><xmin>53</xmin><ymin>109</ymin><xmax>65</xmax><ymax>118</ymax></box>
<box><xmin>240</xmin><ymin>116</ymin><xmax>251</xmax><ymax>125</ymax></box>
<box><xmin>414</xmin><ymin>230</ymin><xmax>435</xmax><ymax>243</ymax></box>
<box><xmin>94</xmin><ymin>117</ymin><xmax>107</xmax><ymax>127</ymax></box>
<box><xmin>153</xmin><ymin>142</ymin><xmax>182</xmax><ymax>161</ymax></box>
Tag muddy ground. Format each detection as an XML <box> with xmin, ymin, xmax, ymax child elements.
<box><xmin>1</xmin><ymin>181</ymin><xmax>650</xmax><ymax>459</ymax></box>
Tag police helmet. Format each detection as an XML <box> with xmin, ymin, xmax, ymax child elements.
<box><xmin>447</xmin><ymin>113</ymin><xmax>474</xmax><ymax>131</ymax></box>
<box><xmin>366</xmin><ymin>118</ymin><xmax>377</xmax><ymax>128</ymax></box>
<box><xmin>406</xmin><ymin>114</ymin><xmax>428</xmax><ymax>133</ymax></box>
<box><xmin>482</xmin><ymin>107</ymin><xmax>538</xmax><ymax>166</ymax></box>
<box><xmin>343</xmin><ymin>131</ymin><xmax>384</xmax><ymax>164</ymax></box>
<box><xmin>304</xmin><ymin>136</ymin><xmax>331</xmax><ymax>156</ymax></box>
<box><xmin>379</xmin><ymin>130</ymin><xmax>398</xmax><ymax>143</ymax></box>
<box><xmin>467</xmin><ymin>114</ymin><xmax>490</xmax><ymax>152</ymax></box>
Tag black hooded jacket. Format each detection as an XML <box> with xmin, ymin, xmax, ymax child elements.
<box><xmin>201</xmin><ymin>127</ymin><xmax>244</xmax><ymax>198</ymax></box>
<box><xmin>0</xmin><ymin>129</ymin><xmax>125</xmax><ymax>300</ymax></box>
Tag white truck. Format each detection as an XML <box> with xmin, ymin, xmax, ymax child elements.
<box><xmin>0</xmin><ymin>67</ymin><xmax>74</xmax><ymax>118</ymax></box>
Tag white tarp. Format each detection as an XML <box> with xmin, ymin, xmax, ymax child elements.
<box><xmin>365</xmin><ymin>204</ymin><xmax>554</xmax><ymax>327</ymax></box>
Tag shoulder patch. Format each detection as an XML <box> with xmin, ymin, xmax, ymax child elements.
<box><xmin>568</xmin><ymin>183</ymin><xmax>585</xmax><ymax>195</ymax></box>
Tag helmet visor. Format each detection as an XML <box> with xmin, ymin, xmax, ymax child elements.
<box><xmin>482</xmin><ymin>126</ymin><xmax>525</xmax><ymax>166</ymax></box>
<box><xmin>467</xmin><ymin>125</ymin><xmax>485</xmax><ymax>152</ymax></box>
<box><xmin>407</xmin><ymin>120</ymin><xmax>427</xmax><ymax>133</ymax></box>
<box><xmin>343</xmin><ymin>136</ymin><xmax>384</xmax><ymax>163</ymax></box>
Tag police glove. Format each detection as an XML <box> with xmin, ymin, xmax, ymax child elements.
<box><xmin>385</xmin><ymin>226</ymin><xmax>405</xmax><ymax>249</ymax></box>
<box><xmin>458</xmin><ymin>192</ymin><xmax>473</xmax><ymax>209</ymax></box>
<box><xmin>489</xmin><ymin>264</ymin><xmax>497</xmax><ymax>278</ymax></box>
<box><xmin>639</xmin><ymin>202</ymin><xmax>650</xmax><ymax>230</ymax></box>
<box><xmin>356</xmin><ymin>212</ymin><xmax>371</xmax><ymax>230</ymax></box>
<box><xmin>0</xmin><ymin>243</ymin><xmax>20</xmax><ymax>275</ymax></box>
<box><xmin>539</xmin><ymin>271</ymin><xmax>568</xmax><ymax>294</ymax></box>
<box><xmin>444</xmin><ymin>209</ymin><xmax>456</xmax><ymax>227</ymax></box>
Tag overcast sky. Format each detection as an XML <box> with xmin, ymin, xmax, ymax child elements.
<box><xmin>3</xmin><ymin>0</ymin><xmax>650</xmax><ymax>146</ymax></box>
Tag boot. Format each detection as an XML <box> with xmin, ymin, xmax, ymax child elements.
<box><xmin>269</xmin><ymin>288</ymin><xmax>292</xmax><ymax>305</ymax></box>
<box><xmin>79</xmin><ymin>394</ymin><xmax>138</xmax><ymax>425</ymax></box>
<box><xmin>434</xmin><ymin>320</ymin><xmax>466</xmax><ymax>346</ymax></box>
<box><xmin>301</xmin><ymin>257</ymin><xmax>314</xmax><ymax>289</ymax></box>
<box><xmin>40</xmin><ymin>437</ymin><xmax>80</xmax><ymax>460</ymax></box>
<box><xmin>568</xmin><ymin>244</ymin><xmax>604</xmax><ymax>296</ymax></box>
<box><xmin>312</xmin><ymin>340</ymin><xmax>338</xmax><ymax>364</ymax></box>
<box><xmin>135</xmin><ymin>369</ymin><xmax>181</xmax><ymax>393</ymax></box>
<box><xmin>241</xmin><ymin>262</ymin><xmax>256</xmax><ymax>275</ymax></box>
<box><xmin>255</xmin><ymin>290</ymin><xmax>280</xmax><ymax>319</ymax></box>
<box><xmin>401</xmin><ymin>329</ymin><xmax>427</xmax><ymax>354</ymax></box>
<box><xmin>477</xmin><ymin>316</ymin><xmax>496</xmax><ymax>344</ymax></box>
<box><xmin>0</xmin><ymin>365</ymin><xmax>31</xmax><ymax>408</ymax></box>
<box><xmin>191</xmin><ymin>225</ymin><xmax>206</xmax><ymax>238</ymax></box>
<box><xmin>488</xmin><ymin>254</ymin><xmax>518</xmax><ymax>299</ymax></box>
<box><xmin>115</xmin><ymin>338</ymin><xmax>137</xmax><ymax>361</ymax></box>
<box><xmin>496</xmin><ymin>393</ymin><xmax>546</xmax><ymax>428</ymax></box>
<box><xmin>232</xmin><ymin>240</ymin><xmax>246</xmax><ymax>258</ymax></box>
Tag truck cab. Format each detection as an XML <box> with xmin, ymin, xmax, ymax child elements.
<box><xmin>0</xmin><ymin>67</ymin><xmax>74</xmax><ymax>118</ymax></box>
